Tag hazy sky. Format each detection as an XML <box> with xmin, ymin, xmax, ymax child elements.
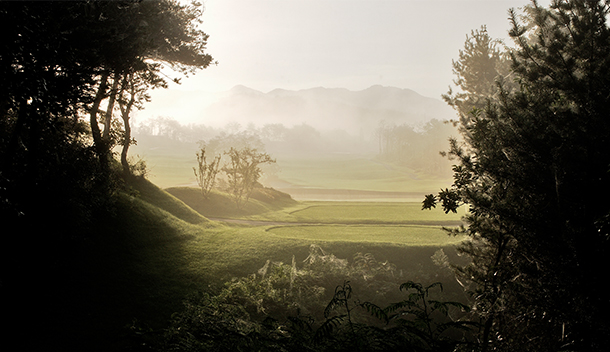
<box><xmin>139</xmin><ymin>0</ymin><xmax>547</xmax><ymax>124</ymax></box>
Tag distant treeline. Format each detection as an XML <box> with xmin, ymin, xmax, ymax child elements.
<box><xmin>134</xmin><ymin>116</ymin><xmax>457</xmax><ymax>176</ymax></box>
<box><xmin>375</xmin><ymin>120</ymin><xmax>457</xmax><ymax>176</ymax></box>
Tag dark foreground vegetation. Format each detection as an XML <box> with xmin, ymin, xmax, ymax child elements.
<box><xmin>2</xmin><ymin>1</ymin><xmax>610</xmax><ymax>352</ymax></box>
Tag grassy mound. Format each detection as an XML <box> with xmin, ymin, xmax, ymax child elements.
<box><xmin>127</xmin><ymin>177</ymin><xmax>210</xmax><ymax>224</ymax></box>
<box><xmin>165</xmin><ymin>186</ymin><xmax>297</xmax><ymax>218</ymax></box>
<box><xmin>63</xmin><ymin>180</ymin><xmax>304</xmax><ymax>351</ymax></box>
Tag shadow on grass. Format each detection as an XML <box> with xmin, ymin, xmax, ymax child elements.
<box><xmin>4</xmin><ymin>184</ymin><xmax>211</xmax><ymax>352</ymax></box>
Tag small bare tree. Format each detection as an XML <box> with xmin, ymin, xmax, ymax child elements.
<box><xmin>193</xmin><ymin>146</ymin><xmax>221</xmax><ymax>199</ymax></box>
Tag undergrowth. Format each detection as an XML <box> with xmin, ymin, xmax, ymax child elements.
<box><xmin>133</xmin><ymin>245</ymin><xmax>472</xmax><ymax>351</ymax></box>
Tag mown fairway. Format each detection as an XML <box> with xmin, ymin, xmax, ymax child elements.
<box><xmin>272</xmin><ymin>153</ymin><xmax>453</xmax><ymax>194</ymax></box>
<box><xmin>161</xmin><ymin>186</ymin><xmax>468</xmax><ymax>267</ymax></box>
<box><xmin>163</xmin><ymin>187</ymin><xmax>467</xmax><ymax>249</ymax></box>
<box><xmin>285</xmin><ymin>202</ymin><xmax>465</xmax><ymax>225</ymax></box>
<box><xmin>130</xmin><ymin>137</ymin><xmax>455</xmax><ymax>197</ymax></box>
<box><xmin>267</xmin><ymin>224</ymin><xmax>465</xmax><ymax>246</ymax></box>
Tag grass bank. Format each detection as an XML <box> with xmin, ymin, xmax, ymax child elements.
<box><xmin>20</xmin><ymin>178</ymin><xmax>467</xmax><ymax>351</ymax></box>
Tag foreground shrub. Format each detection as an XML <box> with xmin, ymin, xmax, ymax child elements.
<box><xmin>152</xmin><ymin>246</ymin><xmax>473</xmax><ymax>351</ymax></box>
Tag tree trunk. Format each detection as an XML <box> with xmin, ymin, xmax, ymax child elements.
<box><xmin>120</xmin><ymin>112</ymin><xmax>132</xmax><ymax>175</ymax></box>
<box><xmin>119</xmin><ymin>76</ymin><xmax>135</xmax><ymax>176</ymax></box>
<box><xmin>102</xmin><ymin>72</ymin><xmax>119</xmax><ymax>143</ymax></box>
<box><xmin>89</xmin><ymin>71</ymin><xmax>110</xmax><ymax>169</ymax></box>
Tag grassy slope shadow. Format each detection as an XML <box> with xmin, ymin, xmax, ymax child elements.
<box><xmin>18</xmin><ymin>178</ymin><xmax>217</xmax><ymax>352</ymax></box>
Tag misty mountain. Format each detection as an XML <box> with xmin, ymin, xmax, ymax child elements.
<box><xmin>199</xmin><ymin>85</ymin><xmax>455</xmax><ymax>136</ymax></box>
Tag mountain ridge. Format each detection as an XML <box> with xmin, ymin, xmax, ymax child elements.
<box><xmin>202</xmin><ymin>84</ymin><xmax>455</xmax><ymax>135</ymax></box>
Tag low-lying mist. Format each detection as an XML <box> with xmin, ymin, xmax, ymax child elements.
<box><xmin>129</xmin><ymin>85</ymin><xmax>458</xmax><ymax>195</ymax></box>
<box><xmin>137</xmin><ymin>85</ymin><xmax>455</xmax><ymax>135</ymax></box>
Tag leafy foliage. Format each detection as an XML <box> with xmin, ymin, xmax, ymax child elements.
<box><xmin>424</xmin><ymin>1</ymin><xmax>610</xmax><ymax>350</ymax></box>
<box><xmin>155</xmin><ymin>252</ymin><xmax>473</xmax><ymax>352</ymax></box>
<box><xmin>0</xmin><ymin>2</ymin><xmax>213</xmax><ymax>349</ymax></box>
<box><xmin>1</xmin><ymin>0</ymin><xmax>213</xmax><ymax>230</ymax></box>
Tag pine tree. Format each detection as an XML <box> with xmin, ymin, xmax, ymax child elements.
<box><xmin>425</xmin><ymin>1</ymin><xmax>610</xmax><ymax>350</ymax></box>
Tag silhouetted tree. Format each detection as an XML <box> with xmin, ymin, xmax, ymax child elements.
<box><xmin>1</xmin><ymin>2</ymin><xmax>214</xmax><ymax>350</ymax></box>
<box><xmin>424</xmin><ymin>1</ymin><xmax>610</xmax><ymax>351</ymax></box>
<box><xmin>85</xmin><ymin>0</ymin><xmax>214</xmax><ymax>170</ymax></box>
<box><xmin>0</xmin><ymin>0</ymin><xmax>214</xmax><ymax>220</ymax></box>
<box><xmin>443</xmin><ymin>25</ymin><xmax>512</xmax><ymax>117</ymax></box>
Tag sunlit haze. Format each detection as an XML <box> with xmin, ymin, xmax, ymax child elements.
<box><xmin>136</xmin><ymin>0</ymin><xmax>549</xmax><ymax>126</ymax></box>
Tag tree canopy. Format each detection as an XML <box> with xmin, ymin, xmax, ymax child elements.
<box><xmin>1</xmin><ymin>2</ymin><xmax>214</xmax><ymax>348</ymax></box>
<box><xmin>424</xmin><ymin>1</ymin><xmax>610</xmax><ymax>350</ymax></box>
<box><xmin>0</xmin><ymin>4</ymin><xmax>215</xmax><ymax>334</ymax></box>
<box><xmin>0</xmin><ymin>0</ymin><xmax>213</xmax><ymax>226</ymax></box>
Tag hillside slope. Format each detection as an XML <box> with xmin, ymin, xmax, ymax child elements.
<box><xmin>12</xmin><ymin>178</ymin><xmax>306</xmax><ymax>352</ymax></box>
<box><xmin>165</xmin><ymin>186</ymin><xmax>297</xmax><ymax>218</ymax></box>
<box><xmin>7</xmin><ymin>178</ymin><xmax>217</xmax><ymax>352</ymax></box>
<box><xmin>128</xmin><ymin>177</ymin><xmax>211</xmax><ymax>224</ymax></box>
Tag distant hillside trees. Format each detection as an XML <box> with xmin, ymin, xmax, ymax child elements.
<box><xmin>376</xmin><ymin>119</ymin><xmax>456</xmax><ymax>176</ymax></box>
<box><xmin>424</xmin><ymin>2</ymin><xmax>610</xmax><ymax>351</ymax></box>
<box><xmin>205</xmin><ymin>130</ymin><xmax>266</xmax><ymax>159</ymax></box>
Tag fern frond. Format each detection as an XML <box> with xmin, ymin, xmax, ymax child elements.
<box><xmin>425</xmin><ymin>282</ymin><xmax>444</xmax><ymax>294</ymax></box>
<box><xmin>324</xmin><ymin>297</ymin><xmax>343</xmax><ymax>318</ymax></box>
<box><xmin>314</xmin><ymin>315</ymin><xmax>345</xmax><ymax>342</ymax></box>
<box><xmin>384</xmin><ymin>300</ymin><xmax>417</xmax><ymax>315</ymax></box>
<box><xmin>435</xmin><ymin>320</ymin><xmax>479</xmax><ymax>335</ymax></box>
<box><xmin>360</xmin><ymin>301</ymin><xmax>389</xmax><ymax>323</ymax></box>
<box><xmin>399</xmin><ymin>281</ymin><xmax>424</xmax><ymax>293</ymax></box>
